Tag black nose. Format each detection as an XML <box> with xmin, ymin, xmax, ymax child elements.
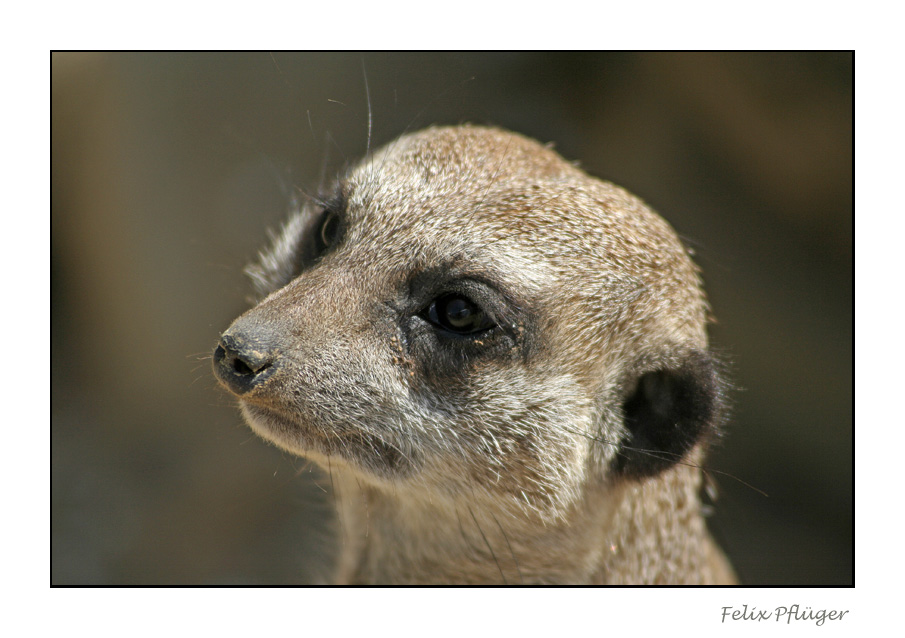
<box><xmin>212</xmin><ymin>330</ymin><xmax>280</xmax><ymax>395</ymax></box>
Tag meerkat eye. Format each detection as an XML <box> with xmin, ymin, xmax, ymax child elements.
<box><xmin>318</xmin><ymin>210</ymin><xmax>340</xmax><ymax>251</ymax></box>
<box><xmin>425</xmin><ymin>294</ymin><xmax>495</xmax><ymax>335</ymax></box>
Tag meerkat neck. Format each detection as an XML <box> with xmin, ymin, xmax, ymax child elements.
<box><xmin>594</xmin><ymin>465</ymin><xmax>733</xmax><ymax>585</ymax></box>
<box><xmin>328</xmin><ymin>466</ymin><xmax>731</xmax><ymax>585</ymax></box>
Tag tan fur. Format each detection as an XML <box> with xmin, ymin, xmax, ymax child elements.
<box><xmin>214</xmin><ymin>125</ymin><xmax>736</xmax><ymax>584</ymax></box>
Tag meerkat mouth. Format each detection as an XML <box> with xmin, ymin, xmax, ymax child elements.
<box><xmin>240</xmin><ymin>402</ymin><xmax>409</xmax><ymax>475</ymax></box>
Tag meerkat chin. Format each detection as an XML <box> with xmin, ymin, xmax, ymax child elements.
<box><xmin>213</xmin><ymin>125</ymin><xmax>736</xmax><ymax>585</ymax></box>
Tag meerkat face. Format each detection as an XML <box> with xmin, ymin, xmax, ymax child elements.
<box><xmin>213</xmin><ymin>126</ymin><xmax>723</xmax><ymax>519</ymax></box>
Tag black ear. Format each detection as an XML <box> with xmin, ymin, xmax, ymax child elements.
<box><xmin>615</xmin><ymin>350</ymin><xmax>723</xmax><ymax>479</ymax></box>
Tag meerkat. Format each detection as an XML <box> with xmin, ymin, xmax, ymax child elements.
<box><xmin>212</xmin><ymin>125</ymin><xmax>736</xmax><ymax>585</ymax></box>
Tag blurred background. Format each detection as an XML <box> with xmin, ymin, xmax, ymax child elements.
<box><xmin>51</xmin><ymin>52</ymin><xmax>852</xmax><ymax>585</ymax></box>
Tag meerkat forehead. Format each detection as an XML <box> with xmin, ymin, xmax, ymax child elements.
<box><xmin>355</xmin><ymin>125</ymin><xmax>582</xmax><ymax>188</ymax></box>
<box><xmin>345</xmin><ymin>125</ymin><xmax>584</xmax><ymax>235</ymax></box>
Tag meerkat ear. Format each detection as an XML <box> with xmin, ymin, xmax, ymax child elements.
<box><xmin>615</xmin><ymin>350</ymin><xmax>724</xmax><ymax>479</ymax></box>
<box><xmin>245</xmin><ymin>195</ymin><xmax>344</xmax><ymax>298</ymax></box>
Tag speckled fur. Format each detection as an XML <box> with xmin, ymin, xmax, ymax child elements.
<box><xmin>220</xmin><ymin>125</ymin><xmax>735</xmax><ymax>584</ymax></box>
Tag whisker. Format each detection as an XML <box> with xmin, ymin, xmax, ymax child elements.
<box><xmin>491</xmin><ymin>511</ymin><xmax>523</xmax><ymax>584</ymax></box>
<box><xmin>562</xmin><ymin>423</ymin><xmax>768</xmax><ymax>498</ymax></box>
<box><xmin>468</xmin><ymin>504</ymin><xmax>506</xmax><ymax>585</ymax></box>
<box><xmin>361</xmin><ymin>57</ymin><xmax>372</xmax><ymax>159</ymax></box>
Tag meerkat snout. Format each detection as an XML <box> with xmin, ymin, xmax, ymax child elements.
<box><xmin>213</xmin><ymin>124</ymin><xmax>736</xmax><ymax>584</ymax></box>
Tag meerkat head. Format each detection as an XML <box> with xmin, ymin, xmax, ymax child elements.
<box><xmin>213</xmin><ymin>125</ymin><xmax>724</xmax><ymax>521</ymax></box>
